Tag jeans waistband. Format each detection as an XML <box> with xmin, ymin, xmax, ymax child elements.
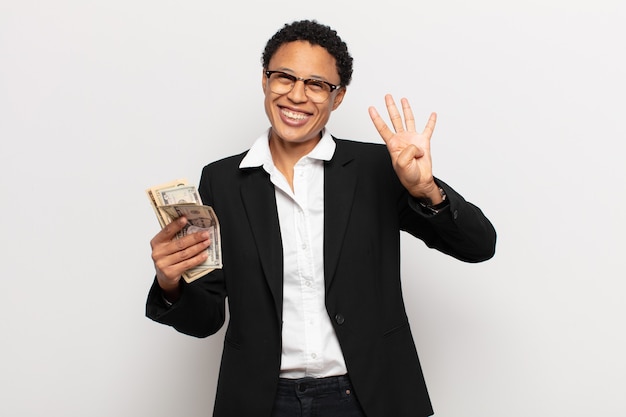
<box><xmin>277</xmin><ymin>374</ymin><xmax>352</xmax><ymax>396</ymax></box>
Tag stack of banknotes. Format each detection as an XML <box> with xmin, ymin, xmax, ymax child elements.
<box><xmin>146</xmin><ymin>179</ymin><xmax>222</xmax><ymax>283</ymax></box>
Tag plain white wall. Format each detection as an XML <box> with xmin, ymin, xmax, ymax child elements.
<box><xmin>1</xmin><ymin>1</ymin><xmax>625</xmax><ymax>416</ymax></box>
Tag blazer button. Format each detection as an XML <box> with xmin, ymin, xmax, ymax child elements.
<box><xmin>335</xmin><ymin>314</ymin><xmax>345</xmax><ymax>325</ymax></box>
<box><xmin>453</xmin><ymin>209</ymin><xmax>459</xmax><ymax>220</ymax></box>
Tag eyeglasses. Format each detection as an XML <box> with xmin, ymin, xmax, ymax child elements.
<box><xmin>264</xmin><ymin>70</ymin><xmax>341</xmax><ymax>103</ymax></box>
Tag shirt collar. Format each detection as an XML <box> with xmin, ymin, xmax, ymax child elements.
<box><xmin>239</xmin><ymin>128</ymin><xmax>336</xmax><ymax>170</ymax></box>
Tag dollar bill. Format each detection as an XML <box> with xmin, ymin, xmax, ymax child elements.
<box><xmin>158</xmin><ymin>185</ymin><xmax>202</xmax><ymax>206</ymax></box>
<box><xmin>146</xmin><ymin>179</ymin><xmax>222</xmax><ymax>283</ymax></box>
<box><xmin>145</xmin><ymin>178</ymin><xmax>189</xmax><ymax>227</ymax></box>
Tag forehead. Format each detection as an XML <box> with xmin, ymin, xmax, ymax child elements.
<box><xmin>268</xmin><ymin>41</ymin><xmax>339</xmax><ymax>81</ymax></box>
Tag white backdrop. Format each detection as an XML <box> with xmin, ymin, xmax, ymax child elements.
<box><xmin>1</xmin><ymin>1</ymin><xmax>625</xmax><ymax>416</ymax></box>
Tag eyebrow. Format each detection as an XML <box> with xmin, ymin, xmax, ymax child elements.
<box><xmin>273</xmin><ymin>67</ymin><xmax>332</xmax><ymax>82</ymax></box>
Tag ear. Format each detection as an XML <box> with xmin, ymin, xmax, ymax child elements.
<box><xmin>261</xmin><ymin>69</ymin><xmax>268</xmax><ymax>93</ymax></box>
<box><xmin>331</xmin><ymin>87</ymin><xmax>347</xmax><ymax>111</ymax></box>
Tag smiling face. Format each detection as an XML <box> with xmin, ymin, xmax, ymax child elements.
<box><xmin>263</xmin><ymin>40</ymin><xmax>346</xmax><ymax>154</ymax></box>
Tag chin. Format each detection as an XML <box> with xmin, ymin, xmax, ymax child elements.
<box><xmin>272</xmin><ymin>126</ymin><xmax>320</xmax><ymax>144</ymax></box>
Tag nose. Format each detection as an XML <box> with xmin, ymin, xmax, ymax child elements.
<box><xmin>287</xmin><ymin>79</ymin><xmax>308</xmax><ymax>103</ymax></box>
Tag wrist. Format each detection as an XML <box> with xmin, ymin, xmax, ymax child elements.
<box><xmin>161</xmin><ymin>286</ymin><xmax>181</xmax><ymax>306</ymax></box>
<box><xmin>156</xmin><ymin>275</ymin><xmax>182</xmax><ymax>302</ymax></box>
<box><xmin>415</xmin><ymin>186</ymin><xmax>448</xmax><ymax>215</ymax></box>
<box><xmin>412</xmin><ymin>181</ymin><xmax>443</xmax><ymax>205</ymax></box>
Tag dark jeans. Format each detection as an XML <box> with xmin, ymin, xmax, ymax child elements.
<box><xmin>271</xmin><ymin>374</ymin><xmax>367</xmax><ymax>417</ymax></box>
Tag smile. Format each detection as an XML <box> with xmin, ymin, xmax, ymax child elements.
<box><xmin>281</xmin><ymin>108</ymin><xmax>309</xmax><ymax>121</ymax></box>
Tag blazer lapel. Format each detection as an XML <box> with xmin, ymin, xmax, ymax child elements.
<box><xmin>324</xmin><ymin>140</ymin><xmax>357</xmax><ymax>291</ymax></box>
<box><xmin>240</xmin><ymin>168</ymin><xmax>284</xmax><ymax>322</ymax></box>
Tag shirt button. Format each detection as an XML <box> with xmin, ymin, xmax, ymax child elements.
<box><xmin>311</xmin><ymin>353</ymin><xmax>317</xmax><ymax>359</ymax></box>
<box><xmin>335</xmin><ymin>314</ymin><xmax>345</xmax><ymax>325</ymax></box>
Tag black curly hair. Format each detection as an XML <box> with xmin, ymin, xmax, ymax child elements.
<box><xmin>262</xmin><ymin>20</ymin><xmax>353</xmax><ymax>87</ymax></box>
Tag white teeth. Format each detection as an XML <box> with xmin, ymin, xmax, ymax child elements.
<box><xmin>282</xmin><ymin>108</ymin><xmax>307</xmax><ymax>120</ymax></box>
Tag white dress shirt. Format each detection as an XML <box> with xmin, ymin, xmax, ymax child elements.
<box><xmin>240</xmin><ymin>129</ymin><xmax>348</xmax><ymax>378</ymax></box>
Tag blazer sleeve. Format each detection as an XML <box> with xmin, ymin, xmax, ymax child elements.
<box><xmin>401</xmin><ymin>177</ymin><xmax>497</xmax><ymax>263</ymax></box>
<box><xmin>145</xmin><ymin>270</ymin><xmax>227</xmax><ymax>338</ymax></box>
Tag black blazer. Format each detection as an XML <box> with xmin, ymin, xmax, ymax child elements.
<box><xmin>147</xmin><ymin>138</ymin><xmax>496</xmax><ymax>417</ymax></box>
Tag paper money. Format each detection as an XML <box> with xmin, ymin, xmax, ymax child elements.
<box><xmin>146</xmin><ymin>178</ymin><xmax>189</xmax><ymax>227</ymax></box>
<box><xmin>146</xmin><ymin>179</ymin><xmax>222</xmax><ymax>283</ymax></box>
<box><xmin>158</xmin><ymin>185</ymin><xmax>202</xmax><ymax>206</ymax></box>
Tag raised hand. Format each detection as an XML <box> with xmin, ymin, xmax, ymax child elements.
<box><xmin>368</xmin><ymin>94</ymin><xmax>441</xmax><ymax>202</ymax></box>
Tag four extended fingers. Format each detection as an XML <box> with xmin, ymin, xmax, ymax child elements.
<box><xmin>368</xmin><ymin>95</ymin><xmax>406</xmax><ymax>143</ymax></box>
<box><xmin>370</xmin><ymin>94</ymin><xmax>436</xmax><ymax>143</ymax></box>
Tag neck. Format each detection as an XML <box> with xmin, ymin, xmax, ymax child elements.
<box><xmin>268</xmin><ymin>133</ymin><xmax>321</xmax><ymax>191</ymax></box>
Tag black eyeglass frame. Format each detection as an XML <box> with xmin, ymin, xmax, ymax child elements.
<box><xmin>264</xmin><ymin>70</ymin><xmax>342</xmax><ymax>95</ymax></box>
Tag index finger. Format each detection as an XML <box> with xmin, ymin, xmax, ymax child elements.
<box><xmin>151</xmin><ymin>216</ymin><xmax>187</xmax><ymax>245</ymax></box>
